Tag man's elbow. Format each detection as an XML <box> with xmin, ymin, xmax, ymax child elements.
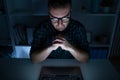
<box><xmin>82</xmin><ymin>54</ymin><xmax>89</xmax><ymax>63</ymax></box>
<box><xmin>77</xmin><ymin>53</ymin><xmax>89</xmax><ymax>63</ymax></box>
<box><xmin>30</xmin><ymin>53</ymin><xmax>43</xmax><ymax>64</ymax></box>
<box><xmin>30</xmin><ymin>55</ymin><xmax>38</xmax><ymax>64</ymax></box>
<box><xmin>30</xmin><ymin>57</ymin><xmax>45</xmax><ymax>64</ymax></box>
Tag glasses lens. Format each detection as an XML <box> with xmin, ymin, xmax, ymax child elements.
<box><xmin>51</xmin><ymin>17</ymin><xmax>69</xmax><ymax>23</ymax></box>
<box><xmin>62</xmin><ymin>17</ymin><xmax>69</xmax><ymax>23</ymax></box>
<box><xmin>51</xmin><ymin>18</ymin><xmax>58</xmax><ymax>23</ymax></box>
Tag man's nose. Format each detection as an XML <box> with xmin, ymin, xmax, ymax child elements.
<box><xmin>58</xmin><ymin>19</ymin><xmax>63</xmax><ymax>27</ymax></box>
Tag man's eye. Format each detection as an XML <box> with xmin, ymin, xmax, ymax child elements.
<box><xmin>62</xmin><ymin>17</ymin><xmax>68</xmax><ymax>20</ymax></box>
<box><xmin>62</xmin><ymin>17</ymin><xmax>69</xmax><ymax>22</ymax></box>
<box><xmin>52</xmin><ymin>18</ymin><xmax>58</xmax><ymax>21</ymax></box>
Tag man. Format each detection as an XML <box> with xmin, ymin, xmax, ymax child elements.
<box><xmin>30</xmin><ymin>0</ymin><xmax>89</xmax><ymax>63</ymax></box>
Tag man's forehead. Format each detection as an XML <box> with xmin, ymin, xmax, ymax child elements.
<box><xmin>49</xmin><ymin>7</ymin><xmax>70</xmax><ymax>18</ymax></box>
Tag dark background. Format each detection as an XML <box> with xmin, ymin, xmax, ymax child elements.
<box><xmin>0</xmin><ymin>0</ymin><xmax>119</xmax><ymax>60</ymax></box>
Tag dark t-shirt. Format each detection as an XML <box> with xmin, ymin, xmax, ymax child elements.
<box><xmin>30</xmin><ymin>18</ymin><xmax>89</xmax><ymax>59</ymax></box>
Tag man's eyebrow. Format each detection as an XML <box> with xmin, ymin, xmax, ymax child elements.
<box><xmin>49</xmin><ymin>12</ymin><xmax>70</xmax><ymax>18</ymax></box>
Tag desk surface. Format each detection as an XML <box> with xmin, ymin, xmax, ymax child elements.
<box><xmin>0</xmin><ymin>59</ymin><xmax>119</xmax><ymax>80</ymax></box>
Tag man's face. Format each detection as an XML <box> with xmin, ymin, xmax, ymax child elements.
<box><xmin>49</xmin><ymin>6</ymin><xmax>70</xmax><ymax>31</ymax></box>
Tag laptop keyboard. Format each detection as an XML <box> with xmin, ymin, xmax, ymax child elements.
<box><xmin>40</xmin><ymin>74</ymin><xmax>81</xmax><ymax>80</ymax></box>
<box><xmin>39</xmin><ymin>66</ymin><xmax>83</xmax><ymax>80</ymax></box>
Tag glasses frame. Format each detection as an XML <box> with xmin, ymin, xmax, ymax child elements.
<box><xmin>49</xmin><ymin>12</ymin><xmax>71</xmax><ymax>23</ymax></box>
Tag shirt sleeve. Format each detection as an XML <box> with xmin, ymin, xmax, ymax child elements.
<box><xmin>74</xmin><ymin>25</ymin><xmax>89</xmax><ymax>53</ymax></box>
<box><xmin>30</xmin><ymin>25</ymin><xmax>47</xmax><ymax>54</ymax></box>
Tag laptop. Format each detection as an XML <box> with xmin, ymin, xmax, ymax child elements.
<box><xmin>39</xmin><ymin>66</ymin><xmax>83</xmax><ymax>80</ymax></box>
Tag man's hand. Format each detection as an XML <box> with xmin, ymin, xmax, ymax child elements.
<box><xmin>51</xmin><ymin>42</ymin><xmax>61</xmax><ymax>50</ymax></box>
<box><xmin>52</xmin><ymin>35</ymin><xmax>72</xmax><ymax>51</ymax></box>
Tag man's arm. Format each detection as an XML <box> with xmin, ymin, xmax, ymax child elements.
<box><xmin>53</xmin><ymin>38</ymin><xmax>89</xmax><ymax>62</ymax></box>
<box><xmin>30</xmin><ymin>43</ymin><xmax>62</xmax><ymax>63</ymax></box>
<box><xmin>30</xmin><ymin>25</ymin><xmax>54</xmax><ymax>64</ymax></box>
<box><xmin>66</xmin><ymin>44</ymin><xmax>89</xmax><ymax>62</ymax></box>
<box><xmin>30</xmin><ymin>47</ymin><xmax>52</xmax><ymax>64</ymax></box>
<box><xmin>71</xmin><ymin>24</ymin><xmax>89</xmax><ymax>62</ymax></box>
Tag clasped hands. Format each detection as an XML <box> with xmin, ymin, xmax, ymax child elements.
<box><xmin>51</xmin><ymin>35</ymin><xmax>72</xmax><ymax>51</ymax></box>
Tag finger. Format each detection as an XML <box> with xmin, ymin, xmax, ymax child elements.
<box><xmin>54</xmin><ymin>39</ymin><xmax>64</xmax><ymax>42</ymax></box>
<box><xmin>52</xmin><ymin>39</ymin><xmax>63</xmax><ymax>44</ymax></box>
<box><xmin>55</xmin><ymin>36</ymin><xmax>66</xmax><ymax>41</ymax></box>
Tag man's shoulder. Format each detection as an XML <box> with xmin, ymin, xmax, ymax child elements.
<box><xmin>70</xmin><ymin>19</ymin><xmax>85</xmax><ymax>29</ymax></box>
<box><xmin>38</xmin><ymin>19</ymin><xmax>50</xmax><ymax>27</ymax></box>
<box><xmin>33</xmin><ymin>19</ymin><xmax>50</xmax><ymax>32</ymax></box>
<box><xmin>34</xmin><ymin>18</ymin><xmax>51</xmax><ymax>30</ymax></box>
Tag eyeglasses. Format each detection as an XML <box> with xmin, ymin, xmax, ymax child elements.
<box><xmin>49</xmin><ymin>13</ymin><xmax>70</xmax><ymax>23</ymax></box>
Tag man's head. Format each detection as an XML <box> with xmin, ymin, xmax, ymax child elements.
<box><xmin>48</xmin><ymin>0</ymin><xmax>72</xmax><ymax>31</ymax></box>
